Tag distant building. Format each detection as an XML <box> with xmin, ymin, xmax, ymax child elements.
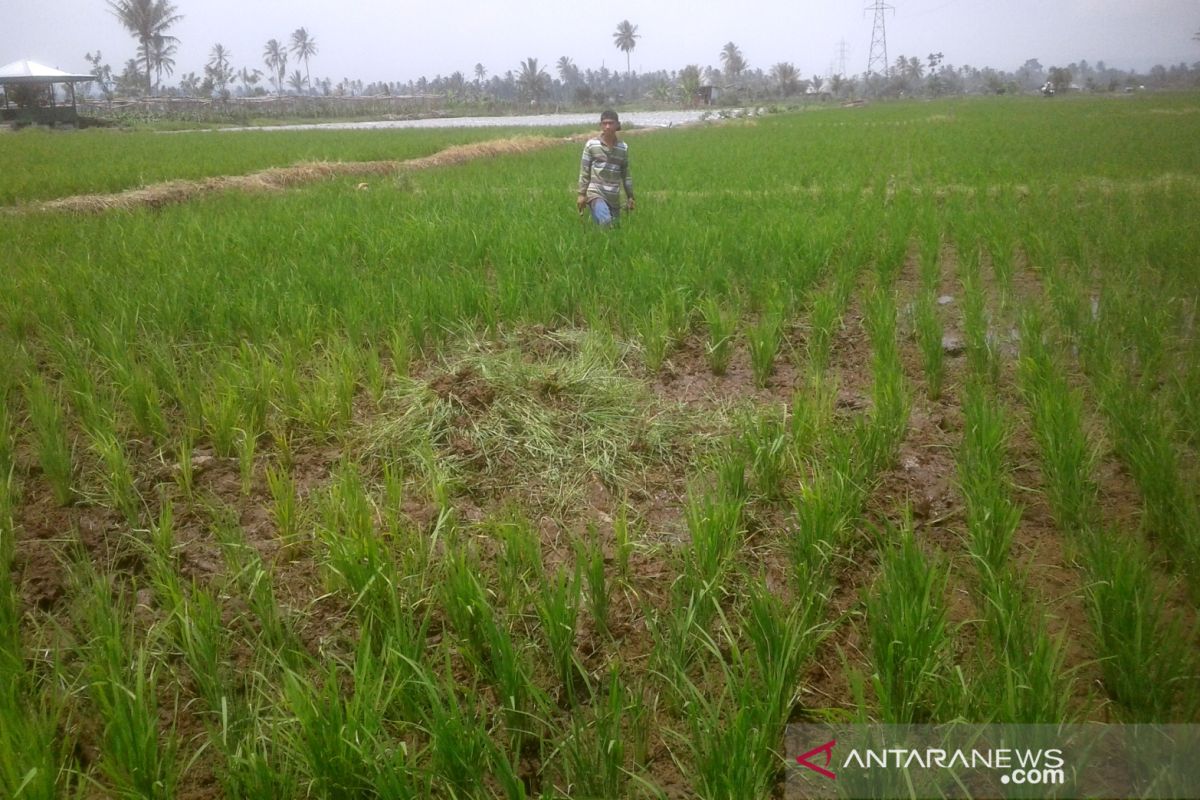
<box><xmin>0</xmin><ymin>59</ymin><xmax>93</xmax><ymax>125</ymax></box>
<box><xmin>696</xmin><ymin>85</ymin><xmax>720</xmax><ymax>105</ymax></box>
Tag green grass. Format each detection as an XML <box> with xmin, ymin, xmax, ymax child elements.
<box><xmin>0</xmin><ymin>125</ymin><xmax>582</xmax><ymax>204</ymax></box>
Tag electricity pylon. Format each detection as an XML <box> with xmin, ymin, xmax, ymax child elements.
<box><xmin>866</xmin><ymin>0</ymin><xmax>894</xmax><ymax>78</ymax></box>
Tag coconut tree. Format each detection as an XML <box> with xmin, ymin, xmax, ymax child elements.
<box><xmin>517</xmin><ymin>57</ymin><xmax>549</xmax><ymax>104</ymax></box>
<box><xmin>107</xmin><ymin>0</ymin><xmax>184</xmax><ymax>96</ymax></box>
<box><xmin>720</xmin><ymin>41</ymin><xmax>747</xmax><ymax>80</ymax></box>
<box><xmin>290</xmin><ymin>27</ymin><xmax>318</xmax><ymax>89</ymax></box>
<box><xmin>287</xmin><ymin>69</ymin><xmax>305</xmax><ymax>94</ymax></box>
<box><xmin>613</xmin><ymin>20</ymin><xmax>640</xmax><ymax>76</ymax></box>
<box><xmin>238</xmin><ymin>66</ymin><xmax>263</xmax><ymax>96</ymax></box>
<box><xmin>206</xmin><ymin>43</ymin><xmax>233</xmax><ymax>97</ymax></box>
<box><xmin>263</xmin><ymin>39</ymin><xmax>288</xmax><ymax>96</ymax></box>
<box><xmin>556</xmin><ymin>56</ymin><xmax>578</xmax><ymax>84</ymax></box>
<box><xmin>770</xmin><ymin>61</ymin><xmax>799</xmax><ymax>97</ymax></box>
<box><xmin>142</xmin><ymin>33</ymin><xmax>176</xmax><ymax>93</ymax></box>
<box><xmin>557</xmin><ymin>56</ymin><xmax>580</xmax><ymax>102</ymax></box>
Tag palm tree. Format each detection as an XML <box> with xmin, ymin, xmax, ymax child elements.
<box><xmin>474</xmin><ymin>63</ymin><xmax>487</xmax><ymax>85</ymax></box>
<box><xmin>517</xmin><ymin>57</ymin><xmax>549</xmax><ymax>104</ymax></box>
<box><xmin>206</xmin><ymin>44</ymin><xmax>233</xmax><ymax>97</ymax></box>
<box><xmin>238</xmin><ymin>66</ymin><xmax>263</xmax><ymax>95</ymax></box>
<box><xmin>150</xmin><ymin>35</ymin><xmax>176</xmax><ymax>92</ymax></box>
<box><xmin>287</xmin><ymin>70</ymin><xmax>305</xmax><ymax>95</ymax></box>
<box><xmin>613</xmin><ymin>20</ymin><xmax>640</xmax><ymax>76</ymax></box>
<box><xmin>107</xmin><ymin>0</ymin><xmax>184</xmax><ymax>96</ymax></box>
<box><xmin>720</xmin><ymin>42</ymin><xmax>747</xmax><ymax>80</ymax></box>
<box><xmin>556</xmin><ymin>56</ymin><xmax>577</xmax><ymax>84</ymax></box>
<box><xmin>290</xmin><ymin>27</ymin><xmax>318</xmax><ymax>89</ymax></box>
<box><xmin>263</xmin><ymin>39</ymin><xmax>288</xmax><ymax>96</ymax></box>
<box><xmin>557</xmin><ymin>56</ymin><xmax>579</xmax><ymax>102</ymax></box>
<box><xmin>770</xmin><ymin>62</ymin><xmax>799</xmax><ymax>97</ymax></box>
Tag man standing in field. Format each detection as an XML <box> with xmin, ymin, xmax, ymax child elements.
<box><xmin>577</xmin><ymin>109</ymin><xmax>635</xmax><ymax>226</ymax></box>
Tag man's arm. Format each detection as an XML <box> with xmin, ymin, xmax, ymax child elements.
<box><xmin>577</xmin><ymin>143</ymin><xmax>593</xmax><ymax>211</ymax></box>
<box><xmin>623</xmin><ymin>147</ymin><xmax>635</xmax><ymax>210</ymax></box>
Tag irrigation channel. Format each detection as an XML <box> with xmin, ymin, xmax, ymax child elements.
<box><xmin>212</xmin><ymin>109</ymin><xmax>725</xmax><ymax>132</ymax></box>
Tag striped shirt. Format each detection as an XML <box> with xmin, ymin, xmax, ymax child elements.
<box><xmin>578</xmin><ymin>137</ymin><xmax>633</xmax><ymax>209</ymax></box>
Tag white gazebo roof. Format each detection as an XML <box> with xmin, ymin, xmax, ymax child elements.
<box><xmin>0</xmin><ymin>59</ymin><xmax>93</xmax><ymax>84</ymax></box>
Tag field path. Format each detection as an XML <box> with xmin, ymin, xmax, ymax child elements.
<box><xmin>8</xmin><ymin>132</ymin><xmax>620</xmax><ymax>215</ymax></box>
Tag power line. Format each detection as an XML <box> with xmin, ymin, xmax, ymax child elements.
<box><xmin>866</xmin><ymin>0</ymin><xmax>895</xmax><ymax>78</ymax></box>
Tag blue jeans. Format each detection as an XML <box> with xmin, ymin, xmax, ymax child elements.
<box><xmin>588</xmin><ymin>198</ymin><xmax>619</xmax><ymax>227</ymax></box>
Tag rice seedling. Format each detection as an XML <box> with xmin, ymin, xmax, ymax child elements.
<box><xmin>960</xmin><ymin>266</ymin><xmax>999</xmax><ymax>386</ymax></box>
<box><xmin>681</xmin><ymin>488</ymin><xmax>746</xmax><ymax>603</ymax></box>
<box><xmin>739</xmin><ymin>405</ymin><xmax>790</xmax><ymax>502</ymax></box>
<box><xmin>959</xmin><ymin>384</ymin><xmax>1020</xmax><ymax>575</ymax></box>
<box><xmin>174</xmin><ymin>434</ymin><xmax>195</xmax><ymax>500</ymax></box>
<box><xmin>48</xmin><ymin>334</ymin><xmax>106</xmax><ymax>436</ymax></box>
<box><xmin>649</xmin><ymin>588</ymin><xmax>716</xmax><ymax>677</ymax></box>
<box><xmin>1080</xmin><ymin>528</ymin><xmax>1199</xmax><ymax>721</ymax></box>
<box><xmin>281</xmin><ymin>636</ymin><xmax>418</xmax><ymax>798</ymax></box>
<box><xmin>635</xmin><ymin>305</ymin><xmax>673</xmax><ymax>375</ymax></box>
<box><xmin>266</xmin><ymin>464</ymin><xmax>300</xmax><ymax>552</ymax></box>
<box><xmin>389</xmin><ymin>326</ymin><xmax>414</xmax><ymax>378</ymax></box>
<box><xmin>714</xmin><ymin>447</ymin><xmax>750</xmax><ymax>505</ymax></box>
<box><xmin>295</xmin><ymin>365</ymin><xmax>345</xmax><ymax>440</ymax></box>
<box><xmin>613</xmin><ymin>502</ymin><xmax>634</xmax><ymax>579</ymax></box>
<box><xmin>742</xmin><ymin>579</ymin><xmax>828</xmax><ymax>731</ymax></box>
<box><xmin>1017</xmin><ymin>373</ymin><xmax>1099</xmax><ymax>534</ymax></box>
<box><xmin>74</xmin><ymin>566</ymin><xmax>179</xmax><ymax>799</ymax></box>
<box><xmin>86</xmin><ymin>423</ymin><xmax>142</xmax><ymax>524</ymax></box>
<box><xmin>24</xmin><ymin>375</ymin><xmax>75</xmax><ymax>506</ymax></box>
<box><xmin>912</xmin><ymin>291</ymin><xmax>946</xmax><ymax>401</ymax></box>
<box><xmin>236</xmin><ymin>429</ymin><xmax>257</xmax><ymax>497</ymax></box>
<box><xmin>119</xmin><ymin>361</ymin><xmax>168</xmax><ymax>444</ymax></box>
<box><xmin>918</xmin><ymin>228</ymin><xmax>942</xmax><ymax>293</ymax></box>
<box><xmin>202</xmin><ymin>374</ymin><xmax>242</xmax><ymax>458</ymax></box>
<box><xmin>746</xmin><ymin>307</ymin><xmax>784</xmax><ymax>388</ymax></box>
<box><xmin>441</xmin><ymin>547</ymin><xmax>545</xmax><ymax>740</ymax></box>
<box><xmin>806</xmin><ymin>281</ymin><xmax>843</xmax><ymax>373</ymax></box>
<box><xmin>788</xmin><ymin>371</ymin><xmax>837</xmax><ymax>461</ymax></box>
<box><xmin>404</xmin><ymin>658</ymin><xmax>494</xmax><ymax>797</ymax></box>
<box><xmin>1097</xmin><ymin>368</ymin><xmax>1200</xmax><ymax>591</ymax></box>
<box><xmin>416</xmin><ymin>439</ymin><xmax>457</xmax><ymax>514</ymax></box>
<box><xmin>866</xmin><ymin>517</ymin><xmax>956</xmax><ymax>723</ymax></box>
<box><xmin>972</xmin><ymin>567</ymin><xmax>1074</xmax><ymax>723</ymax></box>
<box><xmin>1171</xmin><ymin>356</ymin><xmax>1200</xmax><ymax>449</ymax></box>
<box><xmin>212</xmin><ymin>509</ymin><xmax>302</xmax><ymax>665</ymax></box>
<box><xmin>0</xmin><ymin>472</ymin><xmax>72</xmax><ymax>800</ymax></box>
<box><xmin>362</xmin><ymin>343</ymin><xmax>386</xmax><ymax>405</ymax></box>
<box><xmin>216</xmin><ymin>691</ymin><xmax>301</xmax><ymax>800</ymax></box>
<box><xmin>987</xmin><ymin>231</ymin><xmax>1016</xmax><ymax>305</ymax></box>
<box><xmin>579</xmin><ymin>526</ymin><xmax>611</xmax><ymax>640</ymax></box>
<box><xmin>536</xmin><ymin>562</ymin><xmax>584</xmax><ymax>705</ymax></box>
<box><xmin>493</xmin><ymin>512</ymin><xmax>543</xmax><ymax>612</ymax></box>
<box><xmin>0</xmin><ymin>398</ymin><xmax>13</xmax><ymax>478</ymax></box>
<box><xmin>671</xmin><ymin>635</ymin><xmax>779</xmax><ymax>800</ymax></box>
<box><xmin>555</xmin><ymin>664</ymin><xmax>633</xmax><ymax>797</ymax></box>
<box><xmin>700</xmin><ymin>296</ymin><xmax>738</xmax><ymax>376</ymax></box>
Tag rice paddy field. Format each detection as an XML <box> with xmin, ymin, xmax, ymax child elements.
<box><xmin>2</xmin><ymin>93</ymin><xmax>1199</xmax><ymax>798</ymax></box>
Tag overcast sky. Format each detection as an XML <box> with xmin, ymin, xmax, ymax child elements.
<box><xmin>7</xmin><ymin>0</ymin><xmax>1199</xmax><ymax>84</ymax></box>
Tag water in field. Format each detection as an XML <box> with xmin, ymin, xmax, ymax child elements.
<box><xmin>218</xmin><ymin>109</ymin><xmax>717</xmax><ymax>132</ymax></box>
